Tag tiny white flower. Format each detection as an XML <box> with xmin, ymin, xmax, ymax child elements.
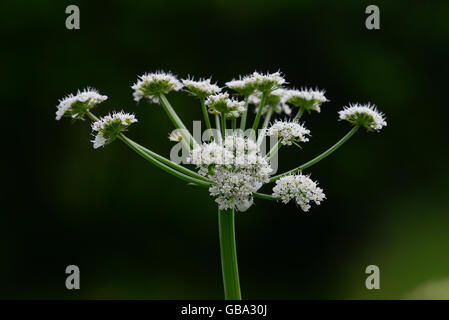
<box><xmin>267</xmin><ymin>120</ymin><xmax>310</xmax><ymax>146</ymax></box>
<box><xmin>132</xmin><ymin>71</ymin><xmax>183</xmax><ymax>104</ymax></box>
<box><xmin>168</xmin><ymin>130</ymin><xmax>183</xmax><ymax>142</ymax></box>
<box><xmin>189</xmin><ymin>134</ymin><xmax>272</xmax><ymax>211</ymax></box>
<box><xmin>249</xmin><ymin>71</ymin><xmax>286</xmax><ymax>93</ymax></box>
<box><xmin>226</xmin><ymin>75</ymin><xmax>256</xmax><ymax>96</ymax></box>
<box><xmin>205</xmin><ymin>93</ymin><xmax>246</xmax><ymax>119</ymax></box>
<box><xmin>91</xmin><ymin>111</ymin><xmax>138</xmax><ymax>148</ymax></box>
<box><xmin>56</xmin><ymin>88</ymin><xmax>107</xmax><ymax>120</ymax></box>
<box><xmin>249</xmin><ymin>88</ymin><xmax>292</xmax><ymax>116</ymax></box>
<box><xmin>285</xmin><ymin>88</ymin><xmax>328</xmax><ymax>112</ymax></box>
<box><xmin>272</xmin><ymin>174</ymin><xmax>326</xmax><ymax>212</ymax></box>
<box><xmin>182</xmin><ymin>77</ymin><xmax>221</xmax><ymax>98</ymax></box>
<box><xmin>338</xmin><ymin>103</ymin><xmax>387</xmax><ymax>131</ymax></box>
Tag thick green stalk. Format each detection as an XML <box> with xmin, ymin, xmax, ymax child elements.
<box><xmin>218</xmin><ymin>208</ymin><xmax>241</xmax><ymax>300</ymax></box>
<box><xmin>159</xmin><ymin>94</ymin><xmax>197</xmax><ymax>149</ymax></box>
<box><xmin>201</xmin><ymin>99</ymin><xmax>213</xmax><ymax>140</ymax></box>
<box><xmin>240</xmin><ymin>96</ymin><xmax>249</xmax><ymax>131</ymax></box>
<box><xmin>232</xmin><ymin>118</ymin><xmax>237</xmax><ymax>132</ymax></box>
<box><xmin>269</xmin><ymin>125</ymin><xmax>360</xmax><ymax>183</ymax></box>
<box><xmin>249</xmin><ymin>93</ymin><xmax>267</xmax><ymax>140</ymax></box>
<box><xmin>221</xmin><ymin>114</ymin><xmax>226</xmax><ymax>138</ymax></box>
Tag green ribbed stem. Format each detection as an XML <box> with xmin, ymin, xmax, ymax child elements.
<box><xmin>269</xmin><ymin>125</ymin><xmax>360</xmax><ymax>182</ymax></box>
<box><xmin>240</xmin><ymin>96</ymin><xmax>249</xmax><ymax>131</ymax></box>
<box><xmin>250</xmin><ymin>93</ymin><xmax>266</xmax><ymax>140</ymax></box>
<box><xmin>219</xmin><ymin>208</ymin><xmax>241</xmax><ymax>300</ymax></box>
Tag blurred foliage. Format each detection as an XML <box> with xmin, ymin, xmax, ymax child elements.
<box><xmin>1</xmin><ymin>0</ymin><xmax>449</xmax><ymax>299</ymax></box>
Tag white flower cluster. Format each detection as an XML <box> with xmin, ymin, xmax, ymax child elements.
<box><xmin>338</xmin><ymin>103</ymin><xmax>387</xmax><ymax>131</ymax></box>
<box><xmin>56</xmin><ymin>88</ymin><xmax>107</xmax><ymax>120</ymax></box>
<box><xmin>189</xmin><ymin>135</ymin><xmax>272</xmax><ymax>211</ymax></box>
<box><xmin>182</xmin><ymin>78</ymin><xmax>221</xmax><ymax>98</ymax></box>
<box><xmin>226</xmin><ymin>71</ymin><xmax>286</xmax><ymax>95</ymax></box>
<box><xmin>267</xmin><ymin>120</ymin><xmax>311</xmax><ymax>146</ymax></box>
<box><xmin>272</xmin><ymin>174</ymin><xmax>326</xmax><ymax>212</ymax></box>
<box><xmin>91</xmin><ymin>111</ymin><xmax>138</xmax><ymax>148</ymax></box>
<box><xmin>249</xmin><ymin>88</ymin><xmax>292</xmax><ymax>115</ymax></box>
<box><xmin>168</xmin><ymin>130</ymin><xmax>183</xmax><ymax>142</ymax></box>
<box><xmin>205</xmin><ymin>93</ymin><xmax>246</xmax><ymax>118</ymax></box>
<box><xmin>132</xmin><ymin>71</ymin><xmax>183</xmax><ymax>104</ymax></box>
<box><xmin>285</xmin><ymin>88</ymin><xmax>328</xmax><ymax>112</ymax></box>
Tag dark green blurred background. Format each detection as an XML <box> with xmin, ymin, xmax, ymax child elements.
<box><xmin>2</xmin><ymin>0</ymin><xmax>449</xmax><ymax>299</ymax></box>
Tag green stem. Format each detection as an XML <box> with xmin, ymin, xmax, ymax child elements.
<box><xmin>218</xmin><ymin>208</ymin><xmax>241</xmax><ymax>300</ymax></box>
<box><xmin>221</xmin><ymin>114</ymin><xmax>226</xmax><ymax>138</ymax></box>
<box><xmin>257</xmin><ymin>105</ymin><xmax>274</xmax><ymax>147</ymax></box>
<box><xmin>215</xmin><ymin>114</ymin><xmax>222</xmax><ymax>142</ymax></box>
<box><xmin>294</xmin><ymin>107</ymin><xmax>305</xmax><ymax>121</ymax></box>
<box><xmin>265</xmin><ymin>139</ymin><xmax>283</xmax><ymax>160</ymax></box>
<box><xmin>250</xmin><ymin>93</ymin><xmax>266</xmax><ymax>140</ymax></box>
<box><xmin>253</xmin><ymin>192</ymin><xmax>279</xmax><ymax>201</ymax></box>
<box><xmin>120</xmin><ymin>134</ymin><xmax>212</xmax><ymax>183</ymax></box>
<box><xmin>87</xmin><ymin>111</ymin><xmax>211</xmax><ymax>184</ymax></box>
<box><xmin>269</xmin><ymin>125</ymin><xmax>360</xmax><ymax>183</ymax></box>
<box><xmin>201</xmin><ymin>99</ymin><xmax>213</xmax><ymax>141</ymax></box>
<box><xmin>118</xmin><ymin>135</ymin><xmax>211</xmax><ymax>187</ymax></box>
<box><xmin>159</xmin><ymin>93</ymin><xmax>197</xmax><ymax>149</ymax></box>
<box><xmin>232</xmin><ymin>118</ymin><xmax>237</xmax><ymax>132</ymax></box>
<box><xmin>240</xmin><ymin>96</ymin><xmax>249</xmax><ymax>132</ymax></box>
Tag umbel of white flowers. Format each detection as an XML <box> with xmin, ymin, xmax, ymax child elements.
<box><xmin>56</xmin><ymin>70</ymin><xmax>387</xmax><ymax>213</ymax></box>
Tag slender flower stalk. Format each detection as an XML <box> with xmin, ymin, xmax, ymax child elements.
<box><xmin>266</xmin><ymin>139</ymin><xmax>283</xmax><ymax>160</ymax></box>
<box><xmin>239</xmin><ymin>97</ymin><xmax>249</xmax><ymax>131</ymax></box>
<box><xmin>87</xmin><ymin>111</ymin><xmax>212</xmax><ymax>184</ymax></box>
<box><xmin>218</xmin><ymin>208</ymin><xmax>241</xmax><ymax>300</ymax></box>
<box><xmin>221</xmin><ymin>114</ymin><xmax>226</xmax><ymax>138</ymax></box>
<box><xmin>159</xmin><ymin>93</ymin><xmax>197</xmax><ymax>149</ymax></box>
<box><xmin>293</xmin><ymin>107</ymin><xmax>305</xmax><ymax>121</ymax></box>
<box><xmin>250</xmin><ymin>92</ymin><xmax>266</xmax><ymax>140</ymax></box>
<box><xmin>201</xmin><ymin>99</ymin><xmax>213</xmax><ymax>140</ymax></box>
<box><xmin>215</xmin><ymin>114</ymin><xmax>222</xmax><ymax>141</ymax></box>
<box><xmin>119</xmin><ymin>134</ymin><xmax>211</xmax><ymax>187</ymax></box>
<box><xmin>257</xmin><ymin>105</ymin><xmax>274</xmax><ymax>147</ymax></box>
<box><xmin>269</xmin><ymin>125</ymin><xmax>360</xmax><ymax>183</ymax></box>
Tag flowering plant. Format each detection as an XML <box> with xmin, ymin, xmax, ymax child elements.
<box><xmin>56</xmin><ymin>70</ymin><xmax>386</xmax><ymax>299</ymax></box>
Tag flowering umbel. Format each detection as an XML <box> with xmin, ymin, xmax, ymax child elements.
<box><xmin>132</xmin><ymin>71</ymin><xmax>183</xmax><ymax>104</ymax></box>
<box><xmin>91</xmin><ymin>112</ymin><xmax>137</xmax><ymax>148</ymax></box>
<box><xmin>338</xmin><ymin>103</ymin><xmax>386</xmax><ymax>131</ymax></box>
<box><xmin>56</xmin><ymin>88</ymin><xmax>107</xmax><ymax>120</ymax></box>
<box><xmin>56</xmin><ymin>68</ymin><xmax>387</xmax><ymax>300</ymax></box>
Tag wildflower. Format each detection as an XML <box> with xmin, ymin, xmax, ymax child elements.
<box><xmin>132</xmin><ymin>71</ymin><xmax>183</xmax><ymax>104</ymax></box>
<box><xmin>272</xmin><ymin>174</ymin><xmax>325</xmax><ymax>212</ymax></box>
<box><xmin>188</xmin><ymin>134</ymin><xmax>272</xmax><ymax>211</ymax></box>
<box><xmin>56</xmin><ymin>88</ymin><xmax>107</xmax><ymax>120</ymax></box>
<box><xmin>226</xmin><ymin>75</ymin><xmax>256</xmax><ymax>96</ymax></box>
<box><xmin>168</xmin><ymin>130</ymin><xmax>183</xmax><ymax>142</ymax></box>
<box><xmin>205</xmin><ymin>93</ymin><xmax>246</xmax><ymax>118</ymax></box>
<box><xmin>267</xmin><ymin>120</ymin><xmax>310</xmax><ymax>146</ymax></box>
<box><xmin>249</xmin><ymin>88</ymin><xmax>292</xmax><ymax>115</ymax></box>
<box><xmin>182</xmin><ymin>77</ymin><xmax>221</xmax><ymax>98</ymax></box>
<box><xmin>285</xmin><ymin>88</ymin><xmax>328</xmax><ymax>113</ymax></box>
<box><xmin>91</xmin><ymin>111</ymin><xmax>137</xmax><ymax>148</ymax></box>
<box><xmin>338</xmin><ymin>103</ymin><xmax>387</xmax><ymax>131</ymax></box>
<box><xmin>250</xmin><ymin>71</ymin><xmax>286</xmax><ymax>93</ymax></box>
